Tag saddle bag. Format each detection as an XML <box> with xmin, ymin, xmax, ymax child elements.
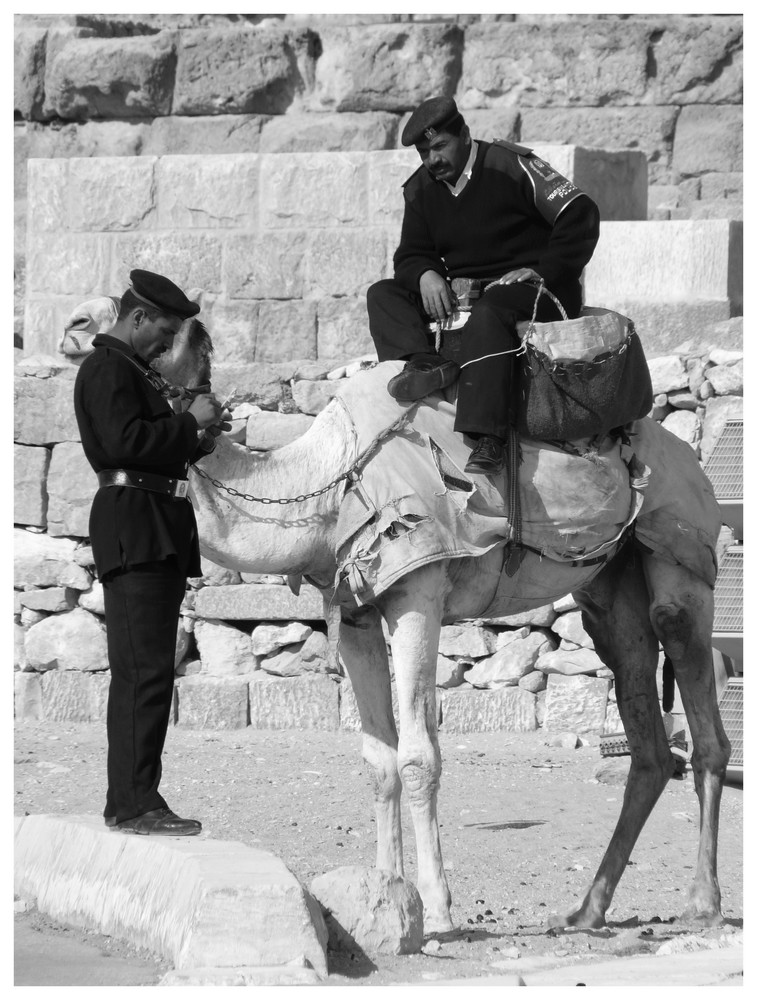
<box><xmin>515</xmin><ymin>283</ymin><xmax>654</xmax><ymax>441</ymax></box>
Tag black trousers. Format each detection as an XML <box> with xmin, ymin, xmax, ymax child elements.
<box><xmin>367</xmin><ymin>278</ymin><xmax>576</xmax><ymax>439</ymax></box>
<box><xmin>101</xmin><ymin>558</ymin><xmax>186</xmax><ymax>823</ymax></box>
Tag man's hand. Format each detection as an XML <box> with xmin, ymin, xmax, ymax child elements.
<box><xmin>188</xmin><ymin>393</ymin><xmax>224</xmax><ymax>430</ymax></box>
<box><xmin>498</xmin><ymin>268</ymin><xmax>542</xmax><ymax>286</ymax></box>
<box><xmin>419</xmin><ymin>270</ymin><xmax>456</xmax><ymax>322</ymax></box>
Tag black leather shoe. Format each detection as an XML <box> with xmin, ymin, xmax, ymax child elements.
<box><xmin>464</xmin><ymin>435</ymin><xmax>507</xmax><ymax>476</ymax></box>
<box><xmin>387</xmin><ymin>355</ymin><xmax>459</xmax><ymax>401</ymax></box>
<box><xmin>104</xmin><ymin>816</ymin><xmax>117</xmax><ymax>828</ymax></box>
<box><xmin>114</xmin><ymin>807</ymin><xmax>202</xmax><ymax>837</ymax></box>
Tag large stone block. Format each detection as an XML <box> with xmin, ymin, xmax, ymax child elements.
<box><xmin>39</xmin><ymin>670</ymin><xmax>109</xmax><ymax>722</ymax></box>
<box><xmin>193</xmin><ymin>583</ymin><xmax>324</xmax><ymax>621</ymax></box>
<box><xmin>439</xmin><ymin>686</ymin><xmax>538</xmax><ymax>733</ymax></box>
<box><xmin>112</xmin><ymin>232</ymin><xmax>224</xmax><ymax>295</ymax></box>
<box><xmin>645</xmin><ymin>15</ymin><xmax>742</xmax><ymax>106</ymax></box>
<box><xmin>25</xmin><ymin>607</ymin><xmax>108</xmax><ymax>673</ymax></box>
<box><xmin>194</xmin><ymin>297</ymin><xmax>259</xmax><ymax>366</ymax></box>
<box><xmin>142</xmin><ymin>115</ymin><xmax>266</xmax><ymax>156</ymax></box>
<box><xmin>19</xmin><ymin>587</ymin><xmax>78</xmax><ymax>614</ymax></box>
<box><xmin>259</xmin><ymin>111</ymin><xmax>399</xmax><ymax>153</ymax></box>
<box><xmin>15</xmin><ymin>672</ymin><xmax>43</xmax><ymax>721</ymax></box>
<box><xmin>460</xmin><ymin>20</ymin><xmax>649</xmax><ymax>107</ymax></box>
<box><xmin>366</xmin><ymin>150</ymin><xmax>416</xmax><ymax>226</ymax></box>
<box><xmin>316</xmin><ymin>297</ymin><xmax>373</xmax><ymax>361</ymax></box>
<box><xmin>13</xmin><ymin>814</ymin><xmax>328</xmax><ymax>975</ymax></box>
<box><xmin>313</xmin><ymin>23</ymin><xmax>463</xmax><ymax>112</ymax></box>
<box><xmin>530</xmin><ymin>145</ymin><xmax>647</xmax><ymax>222</ymax></box>
<box><xmin>173</xmin><ymin>28</ymin><xmax>304</xmax><ymax>116</ymax></box>
<box><xmin>456</xmin><ymin>108</ymin><xmax>520</xmax><ymax>145</ymax></box>
<box><xmin>261</xmin><ymin>152</ymin><xmax>368</xmax><ymax>229</ymax></box>
<box><xmin>26</xmin><ymin>233</ymin><xmax>111</xmax><ymax>297</ymax></box>
<box><xmin>46</xmin><ymin>441</ymin><xmax>97</xmax><ymax>537</ymax></box>
<box><xmin>14</xmin><ymin>26</ymin><xmax>47</xmax><ymax>120</ymax></box>
<box><xmin>26</xmin><ymin>158</ymin><xmax>68</xmax><ymax>234</ymax></box>
<box><xmin>583</xmin><ymin>220</ymin><xmax>742</xmax><ymax>311</ymax></box>
<box><xmin>14</xmin><ymin>443</ymin><xmax>50</xmax><ymax>527</ymax></box>
<box><xmin>68</xmin><ymin>156</ymin><xmax>158</xmax><ymax>232</ymax></box>
<box><xmin>43</xmin><ymin>31</ymin><xmax>178</xmax><ymax>119</ymax></box>
<box><xmin>255</xmin><ymin>301</ymin><xmax>317</xmax><ymax>363</ymax></box>
<box><xmin>290</xmin><ymin>379</ymin><xmax>341</xmax><ymax>415</ymax></box>
<box><xmin>306</xmin><ymin>229</ymin><xmax>388</xmax><ymax>298</ymax></box>
<box><xmin>156</xmin><ymin>155</ymin><xmax>260</xmax><ymax>230</ymax></box>
<box><xmin>248</xmin><ymin>674</ymin><xmax>340</xmax><ymax>730</ymax></box>
<box><xmin>699</xmin><ymin>395</ymin><xmax>744</xmax><ymax>466</ymax></box>
<box><xmin>596</xmin><ymin>300</ymin><xmax>733</xmax><ymax>359</ymax></box>
<box><xmin>672</xmin><ymin>106</ymin><xmax>743</xmax><ymax>177</ymax></box>
<box><xmin>14</xmin><ymin>528</ymin><xmax>92</xmax><ymax>590</ymax></box>
<box><xmin>225</xmin><ymin>231</ymin><xmax>308</xmax><ymax>300</ymax></box>
<box><xmin>543</xmin><ymin>674</ymin><xmax>610</xmax><ymax>733</ymax></box>
<box><xmin>206</xmin><ymin>362</ymin><xmax>291</xmax><ymax>411</ymax></box>
<box><xmin>14</xmin><ymin>371</ymin><xmax>80</xmax><ymax>446</ymax></box>
<box><xmin>25</xmin><ymin>119</ymin><xmax>150</xmax><ymax>160</ymax></box>
<box><xmin>176</xmin><ymin>676</ymin><xmax>249</xmax><ymax>729</ymax></box>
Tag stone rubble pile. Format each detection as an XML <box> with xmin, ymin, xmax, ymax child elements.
<box><xmin>14</xmin><ymin>336</ymin><xmax>742</xmax><ymax>734</ymax></box>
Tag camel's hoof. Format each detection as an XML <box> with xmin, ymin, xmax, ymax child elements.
<box><xmin>548</xmin><ymin>909</ymin><xmax>606</xmax><ymax>931</ymax></box>
<box><xmin>679</xmin><ymin>907</ymin><xmax>724</xmax><ymax>927</ymax></box>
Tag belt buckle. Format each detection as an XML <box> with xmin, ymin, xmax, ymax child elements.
<box><xmin>174</xmin><ymin>480</ymin><xmax>188</xmax><ymax>499</ymax></box>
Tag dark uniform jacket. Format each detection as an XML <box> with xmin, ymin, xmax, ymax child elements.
<box><xmin>74</xmin><ymin>334</ymin><xmax>204</xmax><ymax>581</ymax></box>
<box><xmin>393</xmin><ymin>139</ymin><xmax>600</xmax><ymax>312</ymax></box>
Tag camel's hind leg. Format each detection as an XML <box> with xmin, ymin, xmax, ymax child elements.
<box><xmin>550</xmin><ymin>546</ymin><xmax>674</xmax><ymax>929</ymax></box>
<box><xmin>643</xmin><ymin>554</ymin><xmax>729</xmax><ymax>925</ymax></box>
<box><xmin>339</xmin><ymin>603</ymin><xmax>404</xmax><ymax>876</ymax></box>
<box><xmin>377</xmin><ymin>561</ymin><xmax>454</xmax><ymax>934</ymax></box>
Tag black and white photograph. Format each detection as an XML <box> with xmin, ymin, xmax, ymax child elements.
<box><xmin>12</xmin><ymin>6</ymin><xmax>744</xmax><ymax>988</ymax></box>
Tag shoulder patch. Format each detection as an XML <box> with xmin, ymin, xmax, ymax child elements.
<box><xmin>492</xmin><ymin>137</ymin><xmax>533</xmax><ymax>156</ymax></box>
<box><xmin>518</xmin><ymin>154</ymin><xmax>586</xmax><ymax>225</ymax></box>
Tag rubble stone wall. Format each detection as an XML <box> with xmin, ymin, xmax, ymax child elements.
<box><xmin>14</xmin><ymin>344</ymin><xmax>743</xmax><ymax>736</ymax></box>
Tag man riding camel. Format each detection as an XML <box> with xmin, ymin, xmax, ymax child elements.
<box><xmin>366</xmin><ymin>96</ymin><xmax>601</xmax><ymax>475</ymax></box>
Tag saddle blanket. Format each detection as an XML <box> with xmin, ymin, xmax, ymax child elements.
<box><xmin>331</xmin><ymin>362</ymin><xmax>649</xmax><ymax>608</ymax></box>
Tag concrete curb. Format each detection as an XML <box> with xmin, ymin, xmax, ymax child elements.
<box><xmin>14</xmin><ymin>814</ymin><xmax>328</xmax><ymax>980</ymax></box>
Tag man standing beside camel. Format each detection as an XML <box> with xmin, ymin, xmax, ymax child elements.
<box><xmin>367</xmin><ymin>96</ymin><xmax>601</xmax><ymax>476</ymax></box>
<box><xmin>73</xmin><ymin>269</ymin><xmax>229</xmax><ymax>836</ymax></box>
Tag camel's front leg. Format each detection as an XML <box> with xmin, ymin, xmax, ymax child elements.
<box><xmin>644</xmin><ymin>555</ymin><xmax>729</xmax><ymax>925</ymax></box>
<box><xmin>339</xmin><ymin>604</ymin><xmax>403</xmax><ymax>876</ymax></box>
<box><xmin>378</xmin><ymin>562</ymin><xmax>454</xmax><ymax>934</ymax></box>
<box><xmin>551</xmin><ymin>548</ymin><xmax>673</xmax><ymax>929</ymax></box>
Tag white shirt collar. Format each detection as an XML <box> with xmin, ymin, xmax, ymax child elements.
<box><xmin>444</xmin><ymin>140</ymin><xmax>478</xmax><ymax>197</ymax></box>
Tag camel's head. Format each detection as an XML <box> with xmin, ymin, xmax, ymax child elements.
<box><xmin>62</xmin><ymin>296</ymin><xmax>214</xmax><ymax>396</ymax></box>
<box><xmin>59</xmin><ymin>296</ymin><xmax>120</xmax><ymax>357</ymax></box>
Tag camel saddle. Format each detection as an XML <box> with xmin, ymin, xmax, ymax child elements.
<box><xmin>329</xmin><ymin>362</ymin><xmax>720</xmax><ymax>612</ymax></box>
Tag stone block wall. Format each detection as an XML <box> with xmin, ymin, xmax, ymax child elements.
<box><xmin>13</xmin><ymin>341</ymin><xmax>743</xmax><ymax>735</ymax></box>
<box><xmin>13</xmin><ymin>12</ymin><xmax>743</xmax><ymax>347</ymax></box>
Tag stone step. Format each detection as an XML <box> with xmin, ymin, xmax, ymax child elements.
<box><xmin>584</xmin><ymin>219</ymin><xmax>742</xmax><ymax>310</ymax></box>
<box><xmin>14</xmin><ymin>813</ymin><xmax>328</xmax><ymax>978</ymax></box>
<box><xmin>193</xmin><ymin>582</ymin><xmax>325</xmax><ymax>621</ymax></box>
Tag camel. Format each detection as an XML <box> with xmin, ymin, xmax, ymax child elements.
<box><xmin>64</xmin><ymin>301</ymin><xmax>731</xmax><ymax>936</ymax></box>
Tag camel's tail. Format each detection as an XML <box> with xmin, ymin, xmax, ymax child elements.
<box><xmin>662</xmin><ymin>655</ymin><xmax>676</xmax><ymax>713</ymax></box>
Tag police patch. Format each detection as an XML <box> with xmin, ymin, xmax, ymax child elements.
<box><xmin>519</xmin><ymin>154</ymin><xmax>585</xmax><ymax>224</ymax></box>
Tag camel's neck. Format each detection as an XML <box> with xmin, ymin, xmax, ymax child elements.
<box><xmin>188</xmin><ymin>402</ymin><xmax>357</xmax><ymax>584</ymax></box>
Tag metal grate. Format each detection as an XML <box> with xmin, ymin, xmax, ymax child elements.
<box><xmin>718</xmin><ymin>678</ymin><xmax>744</xmax><ymax>768</ymax></box>
<box><xmin>713</xmin><ymin>546</ymin><xmax>743</xmax><ymax>632</ymax></box>
<box><xmin>704</xmin><ymin>419</ymin><xmax>743</xmax><ymax>500</ymax></box>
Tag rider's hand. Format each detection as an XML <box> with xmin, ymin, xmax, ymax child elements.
<box><xmin>499</xmin><ymin>268</ymin><xmax>542</xmax><ymax>286</ymax></box>
<box><xmin>187</xmin><ymin>393</ymin><xmax>222</xmax><ymax>430</ymax></box>
<box><xmin>419</xmin><ymin>270</ymin><xmax>456</xmax><ymax>323</ymax></box>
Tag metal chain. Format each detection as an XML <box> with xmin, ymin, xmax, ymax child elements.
<box><xmin>193</xmin><ymin>463</ymin><xmax>362</xmax><ymax>505</ymax></box>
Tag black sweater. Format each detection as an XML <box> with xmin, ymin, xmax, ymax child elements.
<box><xmin>393</xmin><ymin>140</ymin><xmax>600</xmax><ymax>302</ymax></box>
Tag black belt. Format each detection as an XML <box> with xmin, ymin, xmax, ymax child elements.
<box><xmin>97</xmin><ymin>469</ymin><xmax>189</xmax><ymax>500</ymax></box>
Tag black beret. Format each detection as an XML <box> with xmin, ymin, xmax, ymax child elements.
<box><xmin>401</xmin><ymin>96</ymin><xmax>463</xmax><ymax>147</ymax></box>
<box><xmin>128</xmin><ymin>269</ymin><xmax>200</xmax><ymax>321</ymax></box>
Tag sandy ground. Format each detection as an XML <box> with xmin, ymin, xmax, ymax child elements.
<box><xmin>14</xmin><ymin>721</ymin><xmax>743</xmax><ymax>987</ymax></box>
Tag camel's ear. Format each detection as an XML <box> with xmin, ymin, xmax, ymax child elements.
<box><xmin>286</xmin><ymin>574</ymin><xmax>302</xmax><ymax>596</ymax></box>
